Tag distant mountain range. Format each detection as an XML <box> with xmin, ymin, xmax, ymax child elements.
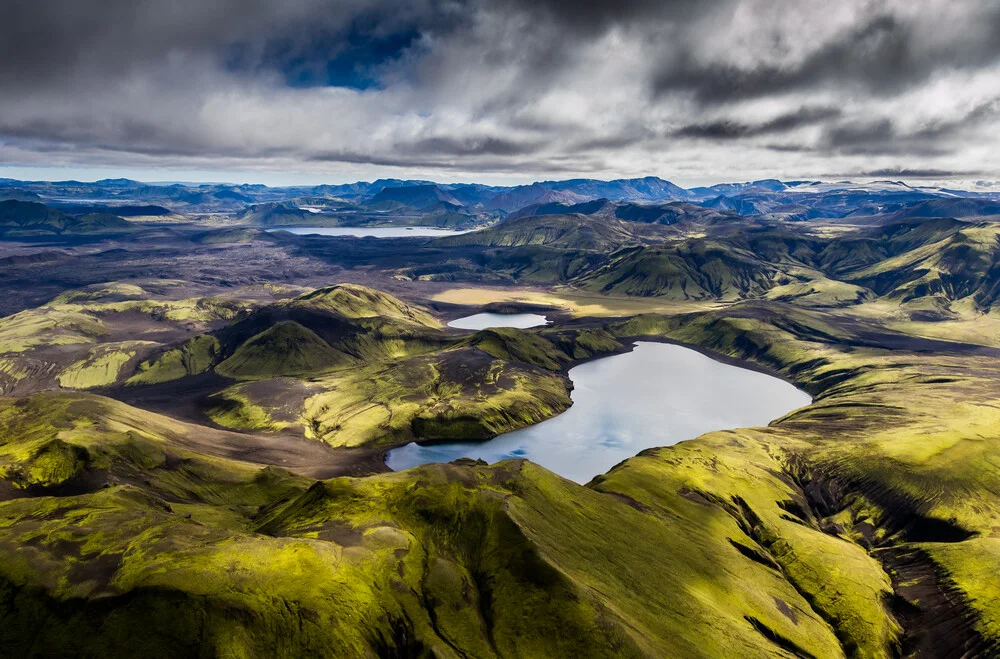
<box><xmin>1</xmin><ymin>176</ymin><xmax>997</xmax><ymax>219</ymax></box>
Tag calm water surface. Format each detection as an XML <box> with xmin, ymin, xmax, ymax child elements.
<box><xmin>269</xmin><ymin>226</ymin><xmax>473</xmax><ymax>238</ymax></box>
<box><xmin>448</xmin><ymin>312</ymin><xmax>549</xmax><ymax>330</ymax></box>
<box><xmin>385</xmin><ymin>341</ymin><xmax>811</xmax><ymax>483</ymax></box>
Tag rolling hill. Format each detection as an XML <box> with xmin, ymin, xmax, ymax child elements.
<box><xmin>215</xmin><ymin>321</ymin><xmax>354</xmax><ymax>379</ymax></box>
<box><xmin>0</xmin><ymin>200</ymin><xmax>131</xmax><ymax>235</ymax></box>
<box><xmin>572</xmin><ymin>241</ymin><xmax>786</xmax><ymax>299</ymax></box>
<box><xmin>847</xmin><ymin>223</ymin><xmax>1000</xmax><ymax>309</ymax></box>
<box><xmin>436</xmin><ymin>213</ymin><xmax>646</xmax><ymax>251</ymax></box>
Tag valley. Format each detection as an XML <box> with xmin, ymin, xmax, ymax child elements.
<box><xmin>1</xmin><ymin>176</ymin><xmax>1000</xmax><ymax>656</ymax></box>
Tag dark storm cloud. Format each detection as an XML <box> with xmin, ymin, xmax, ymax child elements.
<box><xmin>674</xmin><ymin>107</ymin><xmax>841</xmax><ymax>140</ymax></box>
<box><xmin>496</xmin><ymin>0</ymin><xmax>723</xmax><ymax>33</ymax></box>
<box><xmin>654</xmin><ymin>14</ymin><xmax>916</xmax><ymax>102</ymax></box>
<box><xmin>0</xmin><ymin>0</ymin><xmax>999</xmax><ymax>181</ymax></box>
<box><xmin>860</xmin><ymin>168</ymin><xmax>980</xmax><ymax>179</ymax></box>
<box><xmin>407</xmin><ymin>136</ymin><xmax>547</xmax><ymax>157</ymax></box>
<box><xmin>652</xmin><ymin>7</ymin><xmax>1000</xmax><ymax>103</ymax></box>
<box><xmin>821</xmin><ymin>167</ymin><xmax>985</xmax><ymax>179</ymax></box>
<box><xmin>819</xmin><ymin>99</ymin><xmax>1000</xmax><ymax>157</ymax></box>
<box><xmin>823</xmin><ymin>119</ymin><xmax>897</xmax><ymax>150</ymax></box>
<box><xmin>0</xmin><ymin>0</ymin><xmax>458</xmax><ymax>90</ymax></box>
<box><xmin>0</xmin><ymin>0</ymin><xmax>281</xmax><ymax>87</ymax></box>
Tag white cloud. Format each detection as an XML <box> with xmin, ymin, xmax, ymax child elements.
<box><xmin>0</xmin><ymin>0</ymin><xmax>997</xmax><ymax>184</ymax></box>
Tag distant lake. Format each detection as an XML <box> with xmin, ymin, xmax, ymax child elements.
<box><xmin>268</xmin><ymin>226</ymin><xmax>473</xmax><ymax>238</ymax></box>
<box><xmin>385</xmin><ymin>341</ymin><xmax>811</xmax><ymax>483</ymax></box>
<box><xmin>448</xmin><ymin>312</ymin><xmax>550</xmax><ymax>330</ymax></box>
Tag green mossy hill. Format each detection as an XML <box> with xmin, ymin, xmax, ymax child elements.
<box><xmin>436</xmin><ymin>213</ymin><xmax>644</xmax><ymax>251</ymax></box>
<box><xmin>0</xmin><ymin>200</ymin><xmax>73</xmax><ymax>231</ymax></box>
<box><xmin>0</xmin><ymin>448</ymin><xmax>845</xmax><ymax>658</ymax></box>
<box><xmin>610</xmin><ymin>303</ymin><xmax>1000</xmax><ymax>655</ymax></box>
<box><xmin>46</xmin><ymin>283</ymin><xmax>148</xmax><ymax>305</ymax></box>
<box><xmin>0</xmin><ymin>358</ymin><xmax>34</xmax><ymax>395</ymax></box>
<box><xmin>57</xmin><ymin>341</ymin><xmax>154</xmax><ymax>389</ymax></box>
<box><xmin>111</xmin><ymin>287</ymin><xmax>611</xmax><ymax>446</ymax></box>
<box><xmin>464</xmin><ymin>327</ymin><xmax>572</xmax><ymax>370</ymax></box>
<box><xmin>253</xmin><ymin>460</ymin><xmax>848</xmax><ymax>658</ymax></box>
<box><xmin>412</xmin><ymin>215</ymin><xmax>1000</xmax><ymax>312</ymax></box>
<box><xmin>214</xmin><ymin>325</ymin><xmax>615</xmax><ymax>444</ymax></box>
<box><xmin>128</xmin><ymin>334</ymin><xmax>221</xmax><ymax>385</ymax></box>
<box><xmin>392</xmin><ymin>243</ymin><xmax>607</xmax><ymax>284</ymax></box>
<box><xmin>0</xmin><ymin>307</ymin><xmax>108</xmax><ymax>354</ymax></box>
<box><xmin>216</xmin><ymin>321</ymin><xmax>353</xmax><ymax>380</ymax></box>
<box><xmin>44</xmin><ymin>293</ymin><xmax>247</xmax><ymax>323</ymax></box>
<box><xmin>214</xmin><ymin>284</ymin><xmax>446</xmax><ymax>366</ymax></box>
<box><xmin>846</xmin><ymin>223</ymin><xmax>1000</xmax><ymax>310</ymax></box>
<box><xmin>474</xmin><ymin>245</ymin><xmax>609</xmax><ymax>283</ymax></box>
<box><xmin>0</xmin><ymin>291</ymin><xmax>249</xmax><ymax>394</ymax></box>
<box><xmin>0</xmin><ymin>393</ymin><xmax>308</xmax><ymax>504</ymax></box>
<box><xmin>292</xmin><ymin>283</ymin><xmax>440</xmax><ymax>326</ymax></box>
<box><xmin>302</xmin><ymin>345</ymin><xmax>573</xmax><ymax>447</ymax></box>
<box><xmin>763</xmin><ymin>275</ymin><xmax>875</xmax><ymax>307</ymax></box>
<box><xmin>573</xmin><ymin>241</ymin><xmax>787</xmax><ymax>299</ymax></box>
<box><xmin>206</xmin><ymin>387</ymin><xmax>280</xmax><ymax>432</ymax></box>
<box><xmin>462</xmin><ymin>326</ymin><xmax>620</xmax><ymax>370</ymax></box>
<box><xmin>70</xmin><ymin>213</ymin><xmax>132</xmax><ymax>233</ymax></box>
<box><xmin>730</xmin><ymin>217</ymin><xmax>970</xmax><ymax>278</ymax></box>
<box><xmin>121</xmin><ymin>285</ymin><xmax>444</xmax><ymax>389</ymax></box>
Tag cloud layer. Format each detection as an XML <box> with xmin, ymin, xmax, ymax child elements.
<box><xmin>2</xmin><ymin>0</ymin><xmax>999</xmax><ymax>183</ymax></box>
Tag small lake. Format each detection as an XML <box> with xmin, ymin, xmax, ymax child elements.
<box><xmin>448</xmin><ymin>312</ymin><xmax>549</xmax><ymax>330</ymax></box>
<box><xmin>269</xmin><ymin>226</ymin><xmax>473</xmax><ymax>238</ymax></box>
<box><xmin>385</xmin><ymin>341</ymin><xmax>812</xmax><ymax>483</ymax></box>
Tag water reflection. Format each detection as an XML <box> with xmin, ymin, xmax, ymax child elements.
<box><xmin>448</xmin><ymin>313</ymin><xmax>549</xmax><ymax>330</ymax></box>
<box><xmin>386</xmin><ymin>342</ymin><xmax>811</xmax><ymax>483</ymax></box>
<box><xmin>268</xmin><ymin>226</ymin><xmax>473</xmax><ymax>238</ymax></box>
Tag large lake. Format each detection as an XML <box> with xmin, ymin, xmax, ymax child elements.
<box><xmin>269</xmin><ymin>226</ymin><xmax>473</xmax><ymax>238</ymax></box>
<box><xmin>385</xmin><ymin>341</ymin><xmax>812</xmax><ymax>483</ymax></box>
<box><xmin>448</xmin><ymin>312</ymin><xmax>549</xmax><ymax>330</ymax></box>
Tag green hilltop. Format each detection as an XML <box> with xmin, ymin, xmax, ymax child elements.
<box><xmin>216</xmin><ymin>321</ymin><xmax>353</xmax><ymax>379</ymax></box>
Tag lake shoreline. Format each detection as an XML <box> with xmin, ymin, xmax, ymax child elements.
<box><xmin>386</xmin><ymin>341</ymin><xmax>811</xmax><ymax>482</ymax></box>
<box><xmin>371</xmin><ymin>329</ymin><xmax>814</xmax><ymax>474</ymax></box>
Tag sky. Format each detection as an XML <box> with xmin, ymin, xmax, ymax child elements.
<box><xmin>1</xmin><ymin>0</ymin><xmax>999</xmax><ymax>189</ymax></box>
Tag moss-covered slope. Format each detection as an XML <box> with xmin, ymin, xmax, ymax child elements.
<box><xmin>0</xmin><ymin>395</ymin><xmax>852</xmax><ymax>657</ymax></box>
<box><xmin>573</xmin><ymin>241</ymin><xmax>787</xmax><ymax>299</ymax></box>
<box><xmin>437</xmin><ymin>213</ymin><xmax>644</xmax><ymax>251</ymax></box>
<box><xmin>216</xmin><ymin>321</ymin><xmax>353</xmax><ymax>379</ymax></box>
